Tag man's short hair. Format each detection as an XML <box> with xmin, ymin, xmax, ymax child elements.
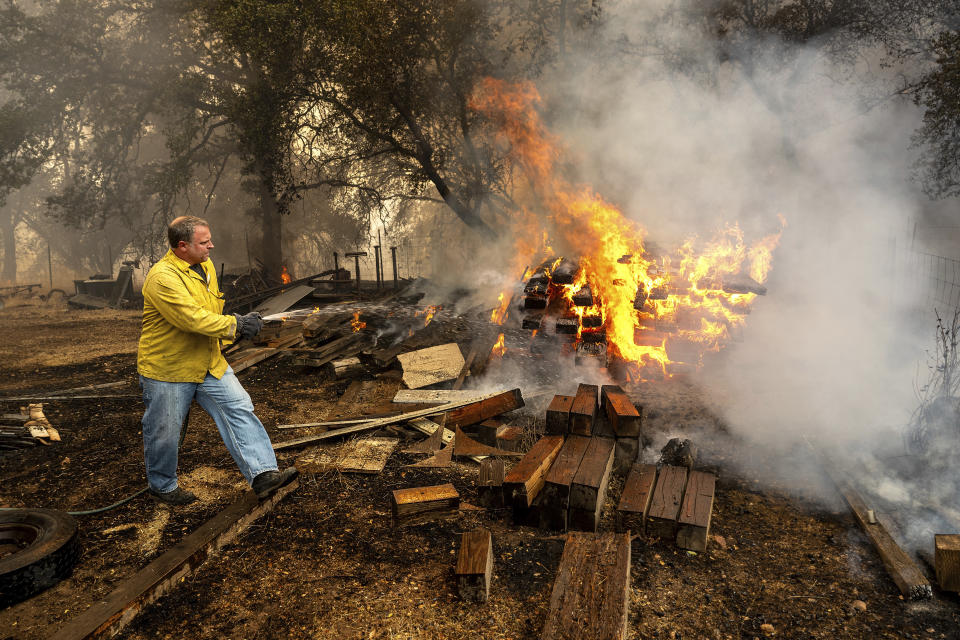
<box><xmin>168</xmin><ymin>216</ymin><xmax>210</xmax><ymax>248</ymax></box>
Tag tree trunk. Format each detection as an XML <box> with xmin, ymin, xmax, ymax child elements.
<box><xmin>0</xmin><ymin>209</ymin><xmax>18</xmax><ymax>284</ymax></box>
<box><xmin>257</xmin><ymin>174</ymin><xmax>283</xmax><ymax>281</ymax></box>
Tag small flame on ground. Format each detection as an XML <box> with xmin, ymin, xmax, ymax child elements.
<box><xmin>280</xmin><ymin>266</ymin><xmax>292</xmax><ymax>285</ymax></box>
<box><xmin>351</xmin><ymin>311</ymin><xmax>366</xmax><ymax>333</ymax></box>
<box><xmin>416</xmin><ymin>305</ymin><xmax>442</xmax><ymax>327</ymax></box>
<box><xmin>492</xmin><ymin>333</ymin><xmax>507</xmax><ymax>358</ymax></box>
<box><xmin>491</xmin><ymin>293</ymin><xmax>509</xmax><ymax>325</ymax></box>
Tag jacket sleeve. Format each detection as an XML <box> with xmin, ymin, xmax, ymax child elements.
<box><xmin>145</xmin><ymin>272</ymin><xmax>237</xmax><ymax>339</ymax></box>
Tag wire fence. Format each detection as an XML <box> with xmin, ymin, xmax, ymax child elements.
<box><xmin>900</xmin><ymin>250</ymin><xmax>960</xmax><ymax>312</ymax></box>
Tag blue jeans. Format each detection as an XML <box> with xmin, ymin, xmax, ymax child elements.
<box><xmin>140</xmin><ymin>367</ymin><xmax>278</xmax><ymax>493</ymax></box>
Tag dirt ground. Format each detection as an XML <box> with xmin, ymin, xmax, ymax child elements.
<box><xmin>1</xmin><ymin>296</ymin><xmax>959</xmax><ymax>640</ymax></box>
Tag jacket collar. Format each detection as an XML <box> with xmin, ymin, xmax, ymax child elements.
<box><xmin>164</xmin><ymin>249</ymin><xmax>208</xmax><ymax>281</ymax></box>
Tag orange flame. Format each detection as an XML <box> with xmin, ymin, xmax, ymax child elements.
<box><xmin>491</xmin><ymin>292</ymin><xmax>509</xmax><ymax>325</ymax></box>
<box><xmin>280</xmin><ymin>265</ymin><xmax>292</xmax><ymax>285</ymax></box>
<box><xmin>492</xmin><ymin>332</ymin><xmax>506</xmax><ymax>357</ymax></box>
<box><xmin>416</xmin><ymin>305</ymin><xmax>442</xmax><ymax>327</ymax></box>
<box><xmin>472</xmin><ymin>79</ymin><xmax>785</xmax><ymax>374</ymax></box>
<box><xmin>351</xmin><ymin>311</ymin><xmax>366</xmax><ymax>333</ymax></box>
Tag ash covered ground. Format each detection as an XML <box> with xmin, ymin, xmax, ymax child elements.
<box><xmin>0</xmin><ymin>298</ymin><xmax>958</xmax><ymax>640</ymax></box>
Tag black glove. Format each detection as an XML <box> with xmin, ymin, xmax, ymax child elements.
<box><xmin>234</xmin><ymin>312</ymin><xmax>263</xmax><ymax>340</ymax></box>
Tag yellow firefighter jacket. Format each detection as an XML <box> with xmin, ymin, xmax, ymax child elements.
<box><xmin>137</xmin><ymin>249</ymin><xmax>237</xmax><ymax>382</ymax></box>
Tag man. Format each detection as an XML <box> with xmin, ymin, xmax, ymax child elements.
<box><xmin>137</xmin><ymin>215</ymin><xmax>297</xmax><ymax>505</ymax></box>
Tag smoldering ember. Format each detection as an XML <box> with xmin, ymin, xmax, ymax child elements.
<box><xmin>6</xmin><ymin>3</ymin><xmax>960</xmax><ymax>640</ymax></box>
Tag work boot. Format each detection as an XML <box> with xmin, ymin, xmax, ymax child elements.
<box><xmin>251</xmin><ymin>467</ymin><xmax>299</xmax><ymax>499</ymax></box>
<box><xmin>148</xmin><ymin>486</ymin><xmax>198</xmax><ymax>506</ymax></box>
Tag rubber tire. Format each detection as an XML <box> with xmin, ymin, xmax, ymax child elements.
<box><xmin>0</xmin><ymin>509</ymin><xmax>80</xmax><ymax>608</ymax></box>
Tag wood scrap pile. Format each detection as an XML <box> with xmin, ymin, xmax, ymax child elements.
<box><xmin>0</xmin><ymin>403</ymin><xmax>61</xmax><ymax>451</ymax></box>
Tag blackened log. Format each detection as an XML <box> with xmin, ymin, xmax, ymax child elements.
<box><xmin>581</xmin><ymin>314</ymin><xmax>603</xmax><ymax>329</ymax></box>
<box><xmin>633</xmin><ymin>287</ymin><xmax>647</xmax><ymax>311</ymax></box>
<box><xmin>522</xmin><ymin>313</ymin><xmax>544</xmax><ymax>331</ymax></box>
<box><xmin>551</xmin><ymin>258</ymin><xmax>580</xmax><ymax>285</ymax></box>
<box><xmin>722</xmin><ymin>275</ymin><xmax>767</xmax><ymax>295</ymax></box>
<box><xmin>572</xmin><ymin>285</ymin><xmax>593</xmax><ymax>307</ymax></box>
<box><xmin>575</xmin><ymin>342</ymin><xmax>607</xmax><ymax>367</ymax></box>
<box><xmin>648</xmin><ymin>284</ymin><xmax>668</xmax><ymax>300</ymax></box>
<box><xmin>555</xmin><ymin>316</ymin><xmax>579</xmax><ymax>335</ymax></box>
<box><xmin>524</xmin><ymin>295</ymin><xmax>548</xmax><ymax>310</ymax></box>
<box><xmin>524</xmin><ymin>279</ymin><xmax>549</xmax><ymax>296</ymax></box>
<box><xmin>581</xmin><ymin>330</ymin><xmax>606</xmax><ymax>343</ymax></box>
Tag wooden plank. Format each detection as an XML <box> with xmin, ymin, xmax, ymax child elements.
<box><xmin>456</xmin><ymin>529</ymin><xmax>493</xmax><ymax>603</ymax></box>
<box><xmin>835</xmin><ymin>479</ymin><xmax>932</xmax><ymax>599</ymax></box>
<box><xmin>397</xmin><ymin>343</ymin><xmax>466</xmax><ymax>389</ymax></box>
<box><xmin>391</xmin><ymin>483</ymin><xmax>460</xmax><ymax>527</ymax></box>
<box><xmin>569</xmin><ymin>437</ymin><xmax>615</xmax><ymax>532</ymax></box>
<box><xmin>936</xmin><ymin>535</ymin><xmax>960</xmax><ymax>592</ymax></box>
<box><xmin>272</xmin><ymin>390</ymin><xmax>512</xmax><ymax>451</ymax></box>
<box><xmin>676</xmin><ymin>470</ymin><xmax>716</xmax><ymax>552</ymax></box>
<box><xmin>477</xmin><ymin>458</ymin><xmax>506</xmax><ymax>509</ymax></box>
<box><xmin>229</xmin><ymin>333</ymin><xmax>304</xmax><ymax>373</ymax></box>
<box><xmin>392</xmin><ymin>389</ymin><xmax>484</xmax><ymax>404</ymax></box>
<box><xmin>569</xmin><ymin>384</ymin><xmax>598</xmax><ymax>436</ymax></box>
<box><xmin>600</xmin><ymin>386</ymin><xmax>642</xmax><ymax>437</ymax></box>
<box><xmin>541</xmin><ymin>532</ymin><xmax>631</xmax><ymax>640</ymax></box>
<box><xmin>296</xmin><ymin>437</ymin><xmax>398</xmax><ymax>474</ymax></box>
<box><xmin>539</xmin><ymin>435</ymin><xmax>591</xmax><ymax>531</ymax></box>
<box><xmin>48</xmin><ymin>481</ymin><xmax>299</xmax><ymax>640</ymax></box>
<box><xmin>446</xmin><ymin>389</ymin><xmax>524</xmax><ymax>430</ymax></box>
<box><xmin>503</xmin><ymin>435</ymin><xmax>564</xmax><ymax>519</ymax></box>
<box><xmin>545</xmin><ymin>395</ymin><xmax>575</xmax><ymax>435</ymax></box>
<box><xmin>807</xmin><ymin>439</ymin><xmax>933</xmax><ymax>600</ymax></box>
<box><xmin>616</xmin><ymin>464</ymin><xmax>657</xmax><ymax>534</ymax></box>
<box><xmin>647</xmin><ymin>465</ymin><xmax>688</xmax><ymax>539</ymax></box>
<box><xmin>254</xmin><ymin>284</ymin><xmax>316</xmax><ymax>317</ymax></box>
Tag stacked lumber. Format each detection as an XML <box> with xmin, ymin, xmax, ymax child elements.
<box><xmin>503</xmin><ymin>435</ymin><xmax>564</xmax><ymax>524</ymax></box>
<box><xmin>544</xmin><ymin>385</ymin><xmax>642</xmax><ymax>474</ymax></box>
<box><xmin>541</xmin><ymin>532</ymin><xmax>631</xmax><ymax>640</ymax></box>
<box><xmin>615</xmin><ymin>463</ymin><xmax>717</xmax><ymax>552</ymax></box>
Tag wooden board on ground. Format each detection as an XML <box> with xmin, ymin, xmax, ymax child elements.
<box><xmin>936</xmin><ymin>535</ymin><xmax>960</xmax><ymax>592</ymax></box>
<box><xmin>569</xmin><ymin>437</ymin><xmax>616</xmax><ymax>532</ymax></box>
<box><xmin>296</xmin><ymin>437</ymin><xmax>398</xmax><ymax>474</ymax></box>
<box><xmin>272</xmin><ymin>390</ymin><xmax>512</xmax><ymax>451</ymax></box>
<box><xmin>393</xmin><ymin>389</ymin><xmax>484</xmax><ymax>404</ymax></box>
<box><xmin>541</xmin><ymin>532</ymin><xmax>631</xmax><ymax>640</ymax></box>
<box><xmin>445</xmin><ymin>389</ymin><xmax>524</xmax><ymax>430</ymax></box>
<box><xmin>475</xmin><ymin>418</ymin><xmax>503</xmax><ymax>446</ymax></box>
<box><xmin>503</xmin><ymin>435</ymin><xmax>564</xmax><ymax>522</ymax></box>
<box><xmin>456</xmin><ymin>529</ymin><xmax>493</xmax><ymax>603</ymax></box>
<box><xmin>616</xmin><ymin>464</ymin><xmax>657</xmax><ymax>534</ymax></box>
<box><xmin>47</xmin><ymin>480</ymin><xmax>299</xmax><ymax>640</ymax></box>
<box><xmin>835</xmin><ymin>477</ymin><xmax>932</xmax><ymax>599</ymax></box>
<box><xmin>391</xmin><ymin>483</ymin><xmax>460</xmax><ymax>527</ymax></box>
<box><xmin>647</xmin><ymin>465</ymin><xmax>689</xmax><ymax>539</ymax></box>
<box><xmin>600</xmin><ymin>385</ymin><xmax>642</xmax><ymax>437</ymax></box>
<box><xmin>254</xmin><ymin>284</ymin><xmax>316</xmax><ymax>317</ymax></box>
<box><xmin>397</xmin><ymin>343</ymin><xmax>466</xmax><ymax>389</ymax></box>
<box><xmin>539</xmin><ymin>435</ymin><xmax>591</xmax><ymax>531</ymax></box>
<box><xmin>545</xmin><ymin>395</ymin><xmax>575</xmax><ymax>435</ymax></box>
<box><xmin>676</xmin><ymin>470</ymin><xmax>716</xmax><ymax>552</ymax></box>
<box><xmin>407</xmin><ymin>417</ymin><xmax>483</xmax><ymax>464</ymax></box>
<box><xmin>569</xmin><ymin>384</ymin><xmax>598</xmax><ymax>436</ymax></box>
